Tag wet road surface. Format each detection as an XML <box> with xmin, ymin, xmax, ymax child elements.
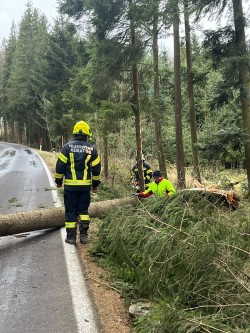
<box><xmin>0</xmin><ymin>142</ymin><xmax>100</xmax><ymax>333</ymax></box>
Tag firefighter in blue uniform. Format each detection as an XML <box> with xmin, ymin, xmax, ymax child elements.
<box><xmin>131</xmin><ymin>155</ymin><xmax>153</xmax><ymax>192</ymax></box>
<box><xmin>55</xmin><ymin>121</ymin><xmax>101</xmax><ymax>245</ymax></box>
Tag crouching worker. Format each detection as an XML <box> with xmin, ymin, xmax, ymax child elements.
<box><xmin>55</xmin><ymin>121</ymin><xmax>101</xmax><ymax>245</ymax></box>
<box><xmin>134</xmin><ymin>170</ymin><xmax>175</xmax><ymax>198</ymax></box>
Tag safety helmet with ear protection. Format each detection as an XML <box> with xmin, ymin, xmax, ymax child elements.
<box><xmin>73</xmin><ymin>121</ymin><xmax>91</xmax><ymax>136</ymax></box>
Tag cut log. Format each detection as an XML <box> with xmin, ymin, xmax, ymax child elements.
<box><xmin>183</xmin><ymin>188</ymin><xmax>240</xmax><ymax>210</ymax></box>
<box><xmin>0</xmin><ymin>197</ymin><xmax>136</xmax><ymax>237</ymax></box>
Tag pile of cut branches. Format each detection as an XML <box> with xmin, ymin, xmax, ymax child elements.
<box><xmin>94</xmin><ymin>191</ymin><xmax>250</xmax><ymax>333</ymax></box>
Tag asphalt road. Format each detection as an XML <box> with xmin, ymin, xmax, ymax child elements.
<box><xmin>0</xmin><ymin>142</ymin><xmax>101</xmax><ymax>333</ymax></box>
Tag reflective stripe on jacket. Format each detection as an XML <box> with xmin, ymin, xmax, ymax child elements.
<box><xmin>131</xmin><ymin>162</ymin><xmax>153</xmax><ymax>184</ymax></box>
<box><xmin>55</xmin><ymin>138</ymin><xmax>101</xmax><ymax>190</ymax></box>
<box><xmin>139</xmin><ymin>178</ymin><xmax>175</xmax><ymax>198</ymax></box>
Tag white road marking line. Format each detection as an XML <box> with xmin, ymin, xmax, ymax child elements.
<box><xmin>34</xmin><ymin>150</ymin><xmax>100</xmax><ymax>333</ymax></box>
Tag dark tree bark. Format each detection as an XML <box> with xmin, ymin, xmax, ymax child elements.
<box><xmin>9</xmin><ymin>121</ymin><xmax>15</xmax><ymax>142</ymax></box>
<box><xmin>17</xmin><ymin>120</ymin><xmax>24</xmax><ymax>144</ymax></box>
<box><xmin>3</xmin><ymin>120</ymin><xmax>7</xmax><ymax>142</ymax></box>
<box><xmin>184</xmin><ymin>0</ymin><xmax>202</xmax><ymax>184</ymax></box>
<box><xmin>152</xmin><ymin>2</ymin><xmax>167</xmax><ymax>178</ymax></box>
<box><xmin>173</xmin><ymin>2</ymin><xmax>186</xmax><ymax>189</ymax></box>
<box><xmin>128</xmin><ymin>0</ymin><xmax>145</xmax><ymax>191</ymax></box>
<box><xmin>103</xmin><ymin>134</ymin><xmax>109</xmax><ymax>179</ymax></box>
<box><xmin>232</xmin><ymin>0</ymin><xmax>250</xmax><ymax>194</ymax></box>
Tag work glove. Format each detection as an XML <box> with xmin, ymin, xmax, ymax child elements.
<box><xmin>55</xmin><ymin>180</ymin><xmax>62</xmax><ymax>188</ymax></box>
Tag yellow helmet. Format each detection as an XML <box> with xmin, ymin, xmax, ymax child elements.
<box><xmin>73</xmin><ymin>121</ymin><xmax>91</xmax><ymax>136</ymax></box>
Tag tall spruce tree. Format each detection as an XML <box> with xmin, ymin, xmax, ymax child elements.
<box><xmin>136</xmin><ymin>0</ymin><xmax>168</xmax><ymax>177</ymax></box>
<box><xmin>60</xmin><ymin>0</ymin><xmax>146</xmax><ymax>189</ymax></box>
<box><xmin>172</xmin><ymin>0</ymin><xmax>186</xmax><ymax>188</ymax></box>
<box><xmin>5</xmin><ymin>2</ymin><xmax>49</xmax><ymax>145</ymax></box>
<box><xmin>183</xmin><ymin>0</ymin><xmax>202</xmax><ymax>183</ymax></box>
<box><xmin>43</xmin><ymin>16</ymin><xmax>86</xmax><ymax>147</ymax></box>
<box><xmin>194</xmin><ymin>0</ymin><xmax>250</xmax><ymax>193</ymax></box>
<box><xmin>0</xmin><ymin>23</ymin><xmax>17</xmax><ymax>142</ymax></box>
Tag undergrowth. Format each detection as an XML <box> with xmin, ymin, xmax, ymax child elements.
<box><xmin>91</xmin><ymin>191</ymin><xmax>250</xmax><ymax>333</ymax></box>
<box><xmin>92</xmin><ymin>181</ymin><xmax>132</xmax><ymax>201</ymax></box>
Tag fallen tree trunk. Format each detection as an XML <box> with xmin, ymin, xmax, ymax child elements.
<box><xmin>1</xmin><ymin>189</ymin><xmax>239</xmax><ymax>237</ymax></box>
<box><xmin>0</xmin><ymin>197</ymin><xmax>136</xmax><ymax>237</ymax></box>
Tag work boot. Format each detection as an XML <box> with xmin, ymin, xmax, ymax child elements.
<box><xmin>79</xmin><ymin>222</ymin><xmax>89</xmax><ymax>244</ymax></box>
<box><xmin>65</xmin><ymin>227</ymin><xmax>76</xmax><ymax>245</ymax></box>
<box><xmin>80</xmin><ymin>233</ymin><xmax>88</xmax><ymax>244</ymax></box>
<box><xmin>65</xmin><ymin>238</ymin><xmax>76</xmax><ymax>245</ymax></box>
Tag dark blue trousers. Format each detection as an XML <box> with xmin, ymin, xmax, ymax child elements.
<box><xmin>64</xmin><ymin>189</ymin><xmax>91</xmax><ymax>239</ymax></box>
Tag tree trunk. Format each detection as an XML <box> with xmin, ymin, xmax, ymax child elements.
<box><xmin>9</xmin><ymin>121</ymin><xmax>15</xmax><ymax>142</ymax></box>
<box><xmin>173</xmin><ymin>2</ymin><xmax>186</xmax><ymax>189</ymax></box>
<box><xmin>0</xmin><ymin>197</ymin><xmax>136</xmax><ymax>237</ymax></box>
<box><xmin>152</xmin><ymin>2</ymin><xmax>167</xmax><ymax>178</ymax></box>
<box><xmin>103</xmin><ymin>134</ymin><xmax>109</xmax><ymax>179</ymax></box>
<box><xmin>17</xmin><ymin>120</ymin><xmax>24</xmax><ymax>144</ymax></box>
<box><xmin>184</xmin><ymin>0</ymin><xmax>202</xmax><ymax>184</ymax></box>
<box><xmin>3</xmin><ymin>120</ymin><xmax>8</xmax><ymax>142</ymax></box>
<box><xmin>232</xmin><ymin>0</ymin><xmax>250</xmax><ymax>194</ymax></box>
<box><xmin>128</xmin><ymin>0</ymin><xmax>144</xmax><ymax>191</ymax></box>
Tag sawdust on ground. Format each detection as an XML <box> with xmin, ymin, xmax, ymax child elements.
<box><xmin>76</xmin><ymin>220</ymin><xmax>132</xmax><ymax>333</ymax></box>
